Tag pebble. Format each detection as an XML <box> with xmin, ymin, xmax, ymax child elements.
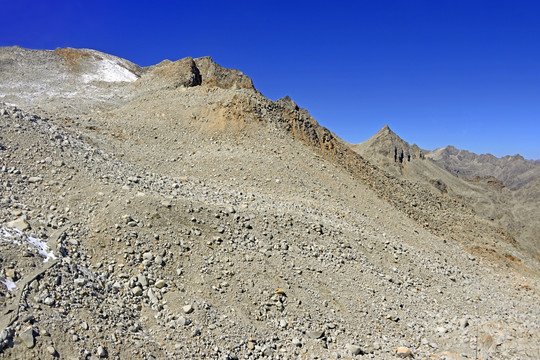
<box><xmin>183</xmin><ymin>304</ymin><xmax>194</xmax><ymax>314</ymax></box>
<box><xmin>132</xmin><ymin>286</ymin><xmax>143</xmax><ymax>296</ymax></box>
<box><xmin>47</xmin><ymin>345</ymin><xmax>57</xmax><ymax>355</ymax></box>
<box><xmin>28</xmin><ymin>176</ymin><xmax>42</xmax><ymax>183</ymax></box>
<box><xmin>396</xmin><ymin>347</ymin><xmax>413</xmax><ymax>358</ymax></box>
<box><xmin>97</xmin><ymin>345</ymin><xmax>108</xmax><ymax>358</ymax></box>
<box><xmin>306</xmin><ymin>330</ymin><xmax>325</xmax><ymax>339</ymax></box>
<box><xmin>347</xmin><ymin>344</ymin><xmax>363</xmax><ymax>355</ymax></box>
<box><xmin>7</xmin><ymin>217</ymin><xmax>30</xmax><ymax>231</ymax></box>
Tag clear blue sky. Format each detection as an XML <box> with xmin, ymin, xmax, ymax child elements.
<box><xmin>3</xmin><ymin>1</ymin><xmax>540</xmax><ymax>159</ymax></box>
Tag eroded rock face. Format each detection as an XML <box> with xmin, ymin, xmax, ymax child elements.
<box><xmin>194</xmin><ymin>56</ymin><xmax>255</xmax><ymax>90</ymax></box>
<box><xmin>136</xmin><ymin>57</ymin><xmax>202</xmax><ymax>90</ymax></box>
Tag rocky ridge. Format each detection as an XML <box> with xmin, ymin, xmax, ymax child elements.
<box><xmin>427</xmin><ymin>145</ymin><xmax>540</xmax><ymax>190</ymax></box>
<box><xmin>0</xmin><ymin>47</ymin><xmax>539</xmax><ymax>359</ymax></box>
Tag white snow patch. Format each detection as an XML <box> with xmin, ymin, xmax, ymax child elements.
<box><xmin>1</xmin><ymin>278</ymin><xmax>16</xmax><ymax>292</ymax></box>
<box><xmin>1</xmin><ymin>227</ymin><xmax>56</xmax><ymax>262</ymax></box>
<box><xmin>82</xmin><ymin>59</ymin><xmax>138</xmax><ymax>83</ymax></box>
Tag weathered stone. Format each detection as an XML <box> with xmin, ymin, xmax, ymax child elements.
<box><xmin>19</xmin><ymin>327</ymin><xmax>35</xmax><ymax>348</ymax></box>
<box><xmin>7</xmin><ymin>217</ymin><xmax>30</xmax><ymax>231</ymax></box>
<box><xmin>306</xmin><ymin>330</ymin><xmax>324</xmax><ymax>339</ymax></box>
<box><xmin>396</xmin><ymin>347</ymin><xmax>413</xmax><ymax>358</ymax></box>
<box><xmin>347</xmin><ymin>344</ymin><xmax>363</xmax><ymax>355</ymax></box>
<box><xmin>132</xmin><ymin>286</ymin><xmax>143</xmax><ymax>296</ymax></box>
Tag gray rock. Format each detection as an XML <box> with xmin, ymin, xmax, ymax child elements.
<box><xmin>132</xmin><ymin>286</ymin><xmax>143</xmax><ymax>296</ymax></box>
<box><xmin>7</xmin><ymin>217</ymin><xmax>30</xmax><ymax>231</ymax></box>
<box><xmin>28</xmin><ymin>176</ymin><xmax>42</xmax><ymax>183</ymax></box>
<box><xmin>183</xmin><ymin>304</ymin><xmax>194</xmax><ymax>314</ymax></box>
<box><xmin>19</xmin><ymin>327</ymin><xmax>35</xmax><ymax>348</ymax></box>
<box><xmin>306</xmin><ymin>330</ymin><xmax>325</xmax><ymax>339</ymax></box>
<box><xmin>137</xmin><ymin>273</ymin><xmax>148</xmax><ymax>287</ymax></box>
<box><xmin>47</xmin><ymin>345</ymin><xmax>57</xmax><ymax>355</ymax></box>
<box><xmin>347</xmin><ymin>344</ymin><xmax>363</xmax><ymax>355</ymax></box>
<box><xmin>97</xmin><ymin>345</ymin><xmax>108</xmax><ymax>358</ymax></box>
<box><xmin>44</xmin><ymin>297</ymin><xmax>55</xmax><ymax>306</ymax></box>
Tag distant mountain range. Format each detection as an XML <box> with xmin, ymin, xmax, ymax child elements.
<box><xmin>427</xmin><ymin>145</ymin><xmax>540</xmax><ymax>190</ymax></box>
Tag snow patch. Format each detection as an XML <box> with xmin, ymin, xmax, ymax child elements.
<box><xmin>1</xmin><ymin>278</ymin><xmax>16</xmax><ymax>292</ymax></box>
<box><xmin>82</xmin><ymin>58</ymin><xmax>138</xmax><ymax>83</ymax></box>
<box><xmin>1</xmin><ymin>227</ymin><xmax>56</xmax><ymax>262</ymax></box>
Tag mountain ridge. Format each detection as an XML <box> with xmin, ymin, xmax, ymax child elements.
<box><xmin>0</xmin><ymin>46</ymin><xmax>538</xmax><ymax>359</ymax></box>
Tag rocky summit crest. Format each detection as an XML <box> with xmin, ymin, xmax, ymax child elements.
<box><xmin>351</xmin><ymin>125</ymin><xmax>423</xmax><ymax>171</ymax></box>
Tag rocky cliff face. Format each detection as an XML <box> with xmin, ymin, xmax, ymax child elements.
<box><xmin>0</xmin><ymin>47</ymin><xmax>538</xmax><ymax>360</ymax></box>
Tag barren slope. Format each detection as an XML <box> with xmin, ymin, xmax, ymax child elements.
<box><xmin>0</xmin><ymin>47</ymin><xmax>539</xmax><ymax>359</ymax></box>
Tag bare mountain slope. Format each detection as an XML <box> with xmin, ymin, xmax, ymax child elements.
<box><xmin>352</xmin><ymin>125</ymin><xmax>540</xmax><ymax>260</ymax></box>
<box><xmin>1</xmin><ymin>47</ymin><xmax>539</xmax><ymax>359</ymax></box>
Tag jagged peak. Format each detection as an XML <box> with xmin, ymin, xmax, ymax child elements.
<box><xmin>276</xmin><ymin>95</ymin><xmax>300</xmax><ymax>111</ymax></box>
<box><xmin>353</xmin><ymin>125</ymin><xmax>424</xmax><ymax>164</ymax></box>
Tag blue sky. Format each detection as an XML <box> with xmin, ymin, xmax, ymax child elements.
<box><xmin>3</xmin><ymin>1</ymin><xmax>539</xmax><ymax>159</ymax></box>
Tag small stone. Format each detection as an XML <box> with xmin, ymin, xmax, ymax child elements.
<box><xmin>262</xmin><ymin>347</ymin><xmax>272</xmax><ymax>356</ymax></box>
<box><xmin>132</xmin><ymin>286</ymin><xmax>143</xmax><ymax>296</ymax></box>
<box><xmin>396</xmin><ymin>347</ymin><xmax>413</xmax><ymax>358</ymax></box>
<box><xmin>21</xmin><ymin>313</ymin><xmax>34</xmax><ymax>323</ymax></box>
<box><xmin>44</xmin><ymin>297</ymin><xmax>55</xmax><ymax>306</ymax></box>
<box><xmin>137</xmin><ymin>274</ymin><xmax>148</xmax><ymax>287</ymax></box>
<box><xmin>347</xmin><ymin>344</ymin><xmax>363</xmax><ymax>355</ymax></box>
<box><xmin>74</xmin><ymin>278</ymin><xmax>86</xmax><ymax>286</ymax></box>
<box><xmin>183</xmin><ymin>304</ymin><xmax>194</xmax><ymax>314</ymax></box>
<box><xmin>247</xmin><ymin>341</ymin><xmax>255</xmax><ymax>350</ymax></box>
<box><xmin>436</xmin><ymin>326</ymin><xmax>448</xmax><ymax>334</ymax></box>
<box><xmin>5</xmin><ymin>268</ymin><xmax>17</xmax><ymax>281</ymax></box>
<box><xmin>97</xmin><ymin>345</ymin><xmax>108</xmax><ymax>358</ymax></box>
<box><xmin>306</xmin><ymin>330</ymin><xmax>325</xmax><ymax>339</ymax></box>
<box><xmin>292</xmin><ymin>338</ymin><xmax>302</xmax><ymax>347</ymax></box>
<box><xmin>19</xmin><ymin>327</ymin><xmax>35</xmax><ymax>348</ymax></box>
<box><xmin>7</xmin><ymin>217</ymin><xmax>30</xmax><ymax>231</ymax></box>
<box><xmin>177</xmin><ymin>316</ymin><xmax>191</xmax><ymax>326</ymax></box>
<box><xmin>28</xmin><ymin>177</ymin><xmax>42</xmax><ymax>183</ymax></box>
<box><xmin>155</xmin><ymin>279</ymin><xmax>166</xmax><ymax>289</ymax></box>
<box><xmin>47</xmin><ymin>345</ymin><xmax>57</xmax><ymax>355</ymax></box>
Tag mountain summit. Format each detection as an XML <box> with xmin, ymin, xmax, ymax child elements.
<box><xmin>351</xmin><ymin>125</ymin><xmax>424</xmax><ymax>174</ymax></box>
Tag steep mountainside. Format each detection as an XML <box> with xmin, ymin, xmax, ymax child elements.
<box><xmin>0</xmin><ymin>47</ymin><xmax>539</xmax><ymax>360</ymax></box>
<box><xmin>352</xmin><ymin>126</ymin><xmax>540</xmax><ymax>261</ymax></box>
